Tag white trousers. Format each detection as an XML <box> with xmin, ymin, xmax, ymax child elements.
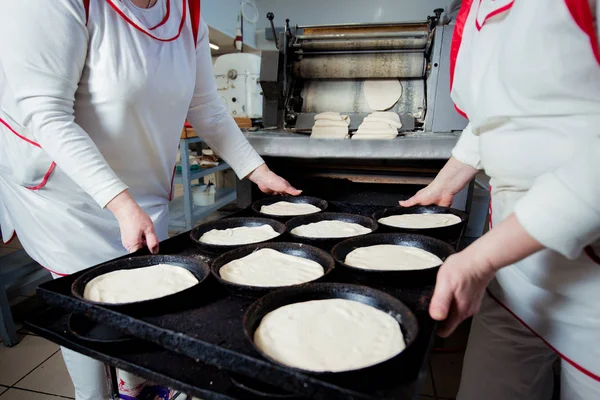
<box><xmin>61</xmin><ymin>348</ymin><xmax>110</xmax><ymax>400</ymax></box>
<box><xmin>457</xmin><ymin>293</ymin><xmax>600</xmax><ymax>400</ymax></box>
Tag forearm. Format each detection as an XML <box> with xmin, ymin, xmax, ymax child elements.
<box><xmin>432</xmin><ymin>156</ymin><xmax>479</xmax><ymax>194</ymax></box>
<box><xmin>462</xmin><ymin>213</ymin><xmax>545</xmax><ymax>273</ymax></box>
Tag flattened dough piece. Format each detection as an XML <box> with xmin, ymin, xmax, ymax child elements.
<box><xmin>364</xmin><ymin>79</ymin><xmax>403</xmax><ymax>111</ymax></box>
<box><xmin>199</xmin><ymin>224</ymin><xmax>280</xmax><ymax>245</ymax></box>
<box><xmin>345</xmin><ymin>244</ymin><xmax>442</xmax><ymax>271</ymax></box>
<box><xmin>84</xmin><ymin>264</ymin><xmax>199</xmax><ymax>304</ymax></box>
<box><xmin>220</xmin><ymin>248</ymin><xmax>324</xmax><ymax>287</ymax></box>
<box><xmin>311</xmin><ymin>126</ymin><xmax>349</xmax><ymax>139</ymax></box>
<box><xmin>254</xmin><ymin>298</ymin><xmax>405</xmax><ymax>372</ymax></box>
<box><xmin>314</xmin><ymin>112</ymin><xmax>350</xmax><ymax>123</ymax></box>
<box><xmin>378</xmin><ymin>214</ymin><xmax>462</xmax><ymax>229</ymax></box>
<box><xmin>260</xmin><ymin>201</ymin><xmax>322</xmax><ymax>216</ymax></box>
<box><xmin>291</xmin><ymin>220</ymin><xmax>372</xmax><ymax>238</ymax></box>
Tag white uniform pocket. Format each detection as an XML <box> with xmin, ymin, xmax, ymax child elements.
<box><xmin>0</xmin><ymin>109</ymin><xmax>54</xmax><ymax>190</ymax></box>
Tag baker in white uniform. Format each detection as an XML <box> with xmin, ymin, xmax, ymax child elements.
<box><xmin>402</xmin><ymin>0</ymin><xmax>600</xmax><ymax>398</ymax></box>
<box><xmin>0</xmin><ymin>0</ymin><xmax>299</xmax><ymax>398</ymax></box>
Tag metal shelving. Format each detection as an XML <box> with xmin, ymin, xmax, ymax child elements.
<box><xmin>168</xmin><ymin>137</ymin><xmax>236</xmax><ymax>230</ymax></box>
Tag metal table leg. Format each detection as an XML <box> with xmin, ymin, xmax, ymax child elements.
<box><xmin>180</xmin><ymin>139</ymin><xmax>194</xmax><ymax>231</ymax></box>
<box><xmin>106</xmin><ymin>365</ymin><xmax>120</xmax><ymax>399</ymax></box>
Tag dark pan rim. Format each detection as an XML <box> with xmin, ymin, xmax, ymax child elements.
<box><xmin>67</xmin><ymin>313</ymin><xmax>133</xmax><ymax>344</ymax></box>
<box><xmin>71</xmin><ymin>255</ymin><xmax>210</xmax><ymax>307</ymax></box>
<box><xmin>243</xmin><ymin>282</ymin><xmax>419</xmax><ymax>376</ymax></box>
<box><xmin>373</xmin><ymin>205</ymin><xmax>468</xmax><ymax>229</ymax></box>
<box><xmin>190</xmin><ymin>217</ymin><xmax>287</xmax><ymax>251</ymax></box>
<box><xmin>251</xmin><ymin>196</ymin><xmax>329</xmax><ymax>218</ymax></box>
<box><xmin>211</xmin><ymin>242</ymin><xmax>335</xmax><ymax>291</ymax></box>
<box><xmin>285</xmin><ymin>213</ymin><xmax>378</xmax><ymax>241</ymax></box>
<box><xmin>330</xmin><ymin>233</ymin><xmax>455</xmax><ymax>273</ymax></box>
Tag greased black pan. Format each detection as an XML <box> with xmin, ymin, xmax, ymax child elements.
<box><xmin>67</xmin><ymin>313</ymin><xmax>134</xmax><ymax>348</ymax></box>
<box><xmin>243</xmin><ymin>283</ymin><xmax>419</xmax><ymax>390</ymax></box>
<box><xmin>211</xmin><ymin>242</ymin><xmax>335</xmax><ymax>299</ymax></box>
<box><xmin>251</xmin><ymin>195</ymin><xmax>328</xmax><ymax>221</ymax></box>
<box><xmin>285</xmin><ymin>212</ymin><xmax>378</xmax><ymax>251</ymax></box>
<box><xmin>331</xmin><ymin>233</ymin><xmax>455</xmax><ymax>287</ymax></box>
<box><xmin>71</xmin><ymin>255</ymin><xmax>210</xmax><ymax>315</ymax></box>
<box><xmin>190</xmin><ymin>217</ymin><xmax>287</xmax><ymax>255</ymax></box>
<box><xmin>372</xmin><ymin>205</ymin><xmax>467</xmax><ymax>241</ymax></box>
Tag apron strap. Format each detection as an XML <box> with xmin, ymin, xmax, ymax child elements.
<box><xmin>188</xmin><ymin>0</ymin><xmax>201</xmax><ymax>47</ymax></box>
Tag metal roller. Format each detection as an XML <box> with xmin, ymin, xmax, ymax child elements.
<box><xmin>301</xmin><ymin>79</ymin><xmax>425</xmax><ymax>119</ymax></box>
<box><xmin>293</xmin><ymin>53</ymin><xmax>425</xmax><ymax>79</ymax></box>
<box><xmin>297</xmin><ymin>38</ymin><xmax>428</xmax><ymax>51</ymax></box>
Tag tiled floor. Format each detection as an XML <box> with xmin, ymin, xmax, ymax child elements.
<box><xmin>1</xmin><ymin>239</ymin><xmax>75</xmax><ymax>399</ymax></box>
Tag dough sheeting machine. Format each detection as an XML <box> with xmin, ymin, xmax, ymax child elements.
<box><xmin>259</xmin><ymin>10</ymin><xmax>466</xmax><ymax>135</ymax></box>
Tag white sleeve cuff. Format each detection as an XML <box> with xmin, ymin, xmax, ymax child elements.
<box><xmin>93</xmin><ymin>182</ymin><xmax>129</xmax><ymax>209</ymax></box>
<box><xmin>451</xmin><ymin>123</ymin><xmax>483</xmax><ymax>170</ymax></box>
<box><xmin>514</xmin><ymin>174</ymin><xmax>600</xmax><ymax>259</ymax></box>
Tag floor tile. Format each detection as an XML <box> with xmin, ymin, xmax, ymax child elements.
<box><xmin>0</xmin><ymin>388</ymin><xmax>62</xmax><ymax>400</ymax></box>
<box><xmin>16</xmin><ymin>352</ymin><xmax>74</xmax><ymax>398</ymax></box>
<box><xmin>0</xmin><ymin>335</ymin><xmax>59</xmax><ymax>386</ymax></box>
<box><xmin>430</xmin><ymin>352</ymin><xmax>465</xmax><ymax>399</ymax></box>
<box><xmin>0</xmin><ymin>247</ymin><xmax>19</xmax><ymax>257</ymax></box>
<box><xmin>0</xmin><ymin>387</ymin><xmax>7</xmax><ymax>396</ymax></box>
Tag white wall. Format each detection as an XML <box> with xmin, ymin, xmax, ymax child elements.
<box><xmin>202</xmin><ymin>0</ymin><xmax>258</xmax><ymax>48</ymax></box>
<box><xmin>254</xmin><ymin>0</ymin><xmax>450</xmax><ymax>28</ymax></box>
<box><xmin>253</xmin><ymin>0</ymin><xmax>450</xmax><ymax>50</ymax></box>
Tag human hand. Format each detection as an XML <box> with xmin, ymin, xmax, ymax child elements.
<box><xmin>400</xmin><ymin>157</ymin><xmax>479</xmax><ymax>207</ymax></box>
<box><xmin>106</xmin><ymin>190</ymin><xmax>159</xmax><ymax>254</ymax></box>
<box><xmin>399</xmin><ymin>182</ymin><xmax>455</xmax><ymax>207</ymax></box>
<box><xmin>247</xmin><ymin>164</ymin><xmax>302</xmax><ymax>196</ymax></box>
<box><xmin>429</xmin><ymin>250</ymin><xmax>496</xmax><ymax>337</ymax></box>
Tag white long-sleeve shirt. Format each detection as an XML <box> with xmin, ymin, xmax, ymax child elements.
<box><xmin>0</xmin><ymin>0</ymin><xmax>263</xmax><ymax>209</ymax></box>
<box><xmin>449</xmin><ymin>0</ymin><xmax>600</xmax><ymax>259</ymax></box>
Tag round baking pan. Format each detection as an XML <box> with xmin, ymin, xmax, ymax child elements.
<box><xmin>68</xmin><ymin>313</ymin><xmax>133</xmax><ymax>345</ymax></box>
<box><xmin>190</xmin><ymin>217</ymin><xmax>286</xmax><ymax>255</ymax></box>
<box><xmin>243</xmin><ymin>283</ymin><xmax>419</xmax><ymax>390</ymax></box>
<box><xmin>71</xmin><ymin>255</ymin><xmax>210</xmax><ymax>314</ymax></box>
<box><xmin>331</xmin><ymin>233</ymin><xmax>455</xmax><ymax>287</ymax></box>
<box><xmin>373</xmin><ymin>205</ymin><xmax>467</xmax><ymax>241</ymax></box>
<box><xmin>228</xmin><ymin>373</ymin><xmax>301</xmax><ymax>400</ymax></box>
<box><xmin>251</xmin><ymin>195</ymin><xmax>328</xmax><ymax>221</ymax></box>
<box><xmin>211</xmin><ymin>242</ymin><xmax>335</xmax><ymax>299</ymax></box>
<box><xmin>285</xmin><ymin>213</ymin><xmax>378</xmax><ymax>251</ymax></box>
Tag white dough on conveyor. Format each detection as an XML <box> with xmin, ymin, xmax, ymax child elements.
<box><xmin>199</xmin><ymin>224</ymin><xmax>280</xmax><ymax>245</ymax></box>
<box><xmin>83</xmin><ymin>264</ymin><xmax>199</xmax><ymax>304</ymax></box>
<box><xmin>363</xmin><ymin>79</ymin><xmax>403</xmax><ymax>111</ymax></box>
<box><xmin>352</xmin><ymin>111</ymin><xmax>400</xmax><ymax>140</ymax></box>
<box><xmin>220</xmin><ymin>248</ymin><xmax>325</xmax><ymax>287</ymax></box>
<box><xmin>345</xmin><ymin>244</ymin><xmax>442</xmax><ymax>271</ymax></box>
<box><xmin>254</xmin><ymin>298</ymin><xmax>406</xmax><ymax>372</ymax></box>
<box><xmin>314</xmin><ymin>111</ymin><xmax>350</xmax><ymax>123</ymax></box>
<box><xmin>311</xmin><ymin>112</ymin><xmax>350</xmax><ymax>139</ymax></box>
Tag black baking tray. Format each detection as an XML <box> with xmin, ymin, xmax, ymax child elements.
<box><xmin>34</xmin><ymin>202</ymin><xmax>458</xmax><ymax>400</ymax></box>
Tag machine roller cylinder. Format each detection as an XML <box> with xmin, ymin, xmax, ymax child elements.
<box><xmin>293</xmin><ymin>53</ymin><xmax>425</xmax><ymax>79</ymax></box>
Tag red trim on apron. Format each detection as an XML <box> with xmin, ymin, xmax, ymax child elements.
<box><xmin>488</xmin><ymin>185</ymin><xmax>493</xmax><ymax>229</ymax></box>
<box><xmin>105</xmin><ymin>0</ymin><xmax>186</xmax><ymax>42</ymax></box>
<box><xmin>42</xmin><ymin>265</ymin><xmax>68</xmax><ymax>277</ymax></box>
<box><xmin>584</xmin><ymin>246</ymin><xmax>600</xmax><ymax>265</ymax></box>
<box><xmin>1</xmin><ymin>117</ymin><xmax>41</xmax><ymax>148</ymax></box>
<box><xmin>475</xmin><ymin>0</ymin><xmax>515</xmax><ymax>31</ymax></box>
<box><xmin>449</xmin><ymin>0</ymin><xmax>474</xmax><ymax>119</ymax></box>
<box><xmin>0</xmin><ymin>117</ymin><xmax>55</xmax><ymax>190</ymax></box>
<box><xmin>82</xmin><ymin>0</ymin><xmax>90</xmax><ymax>26</ymax></box>
<box><xmin>188</xmin><ymin>0</ymin><xmax>201</xmax><ymax>45</ymax></box>
<box><xmin>168</xmin><ymin>166</ymin><xmax>176</xmax><ymax>201</ymax></box>
<box><xmin>149</xmin><ymin>0</ymin><xmax>171</xmax><ymax>30</ymax></box>
<box><xmin>25</xmin><ymin>162</ymin><xmax>57</xmax><ymax>191</ymax></box>
<box><xmin>3</xmin><ymin>231</ymin><xmax>17</xmax><ymax>245</ymax></box>
<box><xmin>486</xmin><ymin>289</ymin><xmax>600</xmax><ymax>382</ymax></box>
<box><xmin>564</xmin><ymin>0</ymin><xmax>600</xmax><ymax>64</ymax></box>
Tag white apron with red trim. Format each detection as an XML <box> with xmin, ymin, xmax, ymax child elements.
<box><xmin>0</xmin><ymin>0</ymin><xmax>199</xmax><ymax>274</ymax></box>
<box><xmin>451</xmin><ymin>0</ymin><xmax>600</xmax><ymax>378</ymax></box>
